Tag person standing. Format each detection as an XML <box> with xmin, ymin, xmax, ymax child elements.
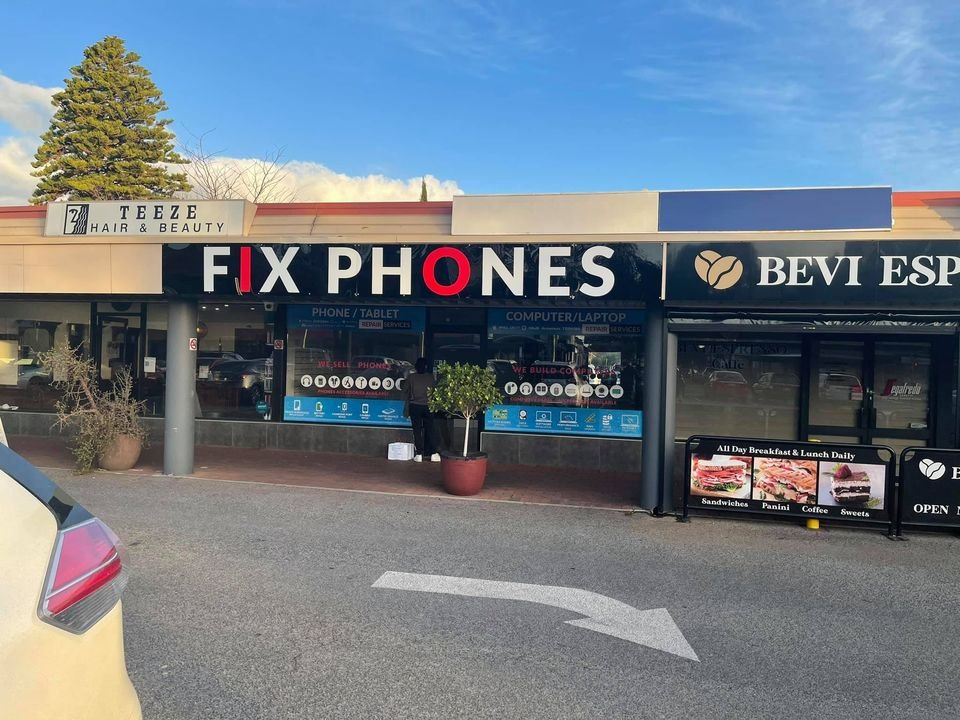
<box><xmin>404</xmin><ymin>358</ymin><xmax>440</xmax><ymax>462</ymax></box>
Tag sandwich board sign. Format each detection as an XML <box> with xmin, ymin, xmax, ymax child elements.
<box><xmin>682</xmin><ymin>436</ymin><xmax>895</xmax><ymax>532</ymax></box>
<box><xmin>898</xmin><ymin>447</ymin><xmax>960</xmax><ymax>533</ymax></box>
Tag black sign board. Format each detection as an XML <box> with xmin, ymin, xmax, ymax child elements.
<box><xmin>683</xmin><ymin>436</ymin><xmax>895</xmax><ymax>528</ymax></box>
<box><xmin>667</xmin><ymin>240</ymin><xmax>960</xmax><ymax>306</ymax></box>
<box><xmin>162</xmin><ymin>243</ymin><xmax>661</xmax><ymax>303</ymax></box>
<box><xmin>898</xmin><ymin>447</ymin><xmax>960</xmax><ymax>532</ymax></box>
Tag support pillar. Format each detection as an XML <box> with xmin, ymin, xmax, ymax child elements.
<box><xmin>164</xmin><ymin>300</ymin><xmax>197</xmax><ymax>475</ymax></box>
<box><xmin>640</xmin><ymin>305</ymin><xmax>665</xmax><ymax>511</ymax></box>
<box><xmin>660</xmin><ymin>331</ymin><xmax>678</xmax><ymax>514</ymax></box>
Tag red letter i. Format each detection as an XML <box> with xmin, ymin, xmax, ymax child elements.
<box><xmin>239</xmin><ymin>246</ymin><xmax>252</xmax><ymax>293</ymax></box>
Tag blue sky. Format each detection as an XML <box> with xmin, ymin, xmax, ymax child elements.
<box><xmin>1</xmin><ymin>0</ymin><xmax>958</xmax><ymax>203</ymax></box>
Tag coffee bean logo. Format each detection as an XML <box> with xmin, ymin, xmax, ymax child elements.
<box><xmin>694</xmin><ymin>250</ymin><xmax>744</xmax><ymax>290</ymax></box>
<box><xmin>919</xmin><ymin>458</ymin><xmax>946</xmax><ymax>480</ymax></box>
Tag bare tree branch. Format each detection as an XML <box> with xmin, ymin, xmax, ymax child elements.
<box><xmin>239</xmin><ymin>147</ymin><xmax>297</xmax><ymax>203</ymax></box>
<box><xmin>179</xmin><ymin>131</ymin><xmax>296</xmax><ymax>202</ymax></box>
<box><xmin>179</xmin><ymin>130</ymin><xmax>241</xmax><ymax>200</ymax></box>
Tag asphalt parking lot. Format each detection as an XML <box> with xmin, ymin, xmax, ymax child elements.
<box><xmin>56</xmin><ymin>470</ymin><xmax>960</xmax><ymax>720</ymax></box>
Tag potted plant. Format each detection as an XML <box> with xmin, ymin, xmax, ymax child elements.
<box><xmin>427</xmin><ymin>361</ymin><xmax>503</xmax><ymax>496</ymax></box>
<box><xmin>40</xmin><ymin>343</ymin><xmax>147</xmax><ymax>473</ymax></box>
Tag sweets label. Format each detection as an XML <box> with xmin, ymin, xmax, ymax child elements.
<box><xmin>686</xmin><ymin>437</ymin><xmax>894</xmax><ymax>521</ymax></box>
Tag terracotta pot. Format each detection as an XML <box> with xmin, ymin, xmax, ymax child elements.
<box><xmin>441</xmin><ymin>452</ymin><xmax>488</xmax><ymax>496</ymax></box>
<box><xmin>98</xmin><ymin>434</ymin><xmax>142</xmax><ymax>471</ymax></box>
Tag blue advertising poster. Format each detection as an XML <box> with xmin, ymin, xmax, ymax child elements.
<box><xmin>284</xmin><ymin>396</ymin><xmax>410</xmax><ymax>426</ymax></box>
<box><xmin>288</xmin><ymin>304</ymin><xmax>425</xmax><ymax>332</ymax></box>
<box><xmin>488</xmin><ymin>308</ymin><xmax>643</xmax><ymax>335</ymax></box>
<box><xmin>484</xmin><ymin>405</ymin><xmax>642</xmax><ymax>438</ymax></box>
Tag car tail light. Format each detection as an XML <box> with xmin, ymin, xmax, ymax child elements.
<box><xmin>40</xmin><ymin>518</ymin><xmax>128</xmax><ymax>633</ymax></box>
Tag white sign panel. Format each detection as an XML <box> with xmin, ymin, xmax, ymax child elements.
<box><xmin>44</xmin><ymin>200</ymin><xmax>245</xmax><ymax>237</ymax></box>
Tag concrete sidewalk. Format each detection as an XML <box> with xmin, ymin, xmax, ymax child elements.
<box><xmin>10</xmin><ymin>435</ymin><xmax>641</xmax><ymax>510</ymax></box>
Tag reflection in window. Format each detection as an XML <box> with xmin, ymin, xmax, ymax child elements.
<box><xmin>284</xmin><ymin>305</ymin><xmax>423</xmax><ymax>425</ymax></box>
<box><xmin>676</xmin><ymin>337</ymin><xmax>801</xmax><ymax>440</ymax></box>
<box><xmin>195</xmin><ymin>303</ymin><xmax>274</xmax><ymax>420</ymax></box>
<box><xmin>0</xmin><ymin>302</ymin><xmax>90</xmax><ymax>412</ymax></box>
<box><xmin>489</xmin><ymin>335</ymin><xmax>642</xmax><ymax>407</ymax></box>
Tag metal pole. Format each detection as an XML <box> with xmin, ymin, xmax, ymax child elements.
<box><xmin>660</xmin><ymin>330</ymin><xmax>678</xmax><ymax>514</ymax></box>
<box><xmin>640</xmin><ymin>305</ymin><xmax>664</xmax><ymax>510</ymax></box>
<box><xmin>164</xmin><ymin>300</ymin><xmax>197</xmax><ymax>475</ymax></box>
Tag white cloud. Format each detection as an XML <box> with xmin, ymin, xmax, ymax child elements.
<box><xmin>680</xmin><ymin>1</ymin><xmax>761</xmax><ymax>31</ymax></box>
<box><xmin>0</xmin><ymin>72</ymin><xmax>57</xmax><ymax>135</ymax></box>
<box><xmin>628</xmin><ymin>0</ymin><xmax>960</xmax><ymax>186</ymax></box>
<box><xmin>283</xmin><ymin>161</ymin><xmax>462</xmax><ymax>201</ymax></box>
<box><xmin>0</xmin><ymin>137</ymin><xmax>37</xmax><ymax>205</ymax></box>
<box><xmin>180</xmin><ymin>154</ymin><xmax>463</xmax><ymax>203</ymax></box>
<box><xmin>356</xmin><ymin>0</ymin><xmax>549</xmax><ymax>73</ymax></box>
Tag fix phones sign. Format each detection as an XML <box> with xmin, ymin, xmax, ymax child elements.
<box><xmin>162</xmin><ymin>243</ymin><xmax>661</xmax><ymax>301</ymax></box>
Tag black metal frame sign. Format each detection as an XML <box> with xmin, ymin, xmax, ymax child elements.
<box><xmin>682</xmin><ymin>436</ymin><xmax>896</xmax><ymax>531</ymax></box>
<box><xmin>898</xmin><ymin>447</ymin><xmax>960</xmax><ymax>533</ymax></box>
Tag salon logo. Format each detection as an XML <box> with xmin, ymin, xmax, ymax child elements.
<box><xmin>64</xmin><ymin>204</ymin><xmax>90</xmax><ymax>235</ymax></box>
<box><xmin>694</xmin><ymin>250</ymin><xmax>743</xmax><ymax>290</ymax></box>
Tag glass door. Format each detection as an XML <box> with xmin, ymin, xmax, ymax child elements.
<box><xmin>93</xmin><ymin>304</ymin><xmax>146</xmax><ymax>403</ymax></box>
<box><xmin>806</xmin><ymin>338</ymin><xmax>932</xmax><ymax>453</ymax></box>
<box><xmin>96</xmin><ymin>315</ymin><xmax>142</xmax><ymax>382</ymax></box>
<box><xmin>871</xmin><ymin>340</ymin><xmax>932</xmax><ymax>457</ymax></box>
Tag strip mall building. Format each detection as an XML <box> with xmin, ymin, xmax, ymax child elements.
<box><xmin>1</xmin><ymin>187</ymin><xmax>958</xmax><ymax>511</ymax></box>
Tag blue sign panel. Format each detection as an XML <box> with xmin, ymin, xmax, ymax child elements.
<box><xmin>484</xmin><ymin>404</ymin><xmax>642</xmax><ymax>438</ymax></box>
<box><xmin>288</xmin><ymin>304</ymin><xmax>425</xmax><ymax>332</ymax></box>
<box><xmin>488</xmin><ymin>309</ymin><xmax>644</xmax><ymax>335</ymax></box>
<box><xmin>284</xmin><ymin>396</ymin><xmax>409</xmax><ymax>426</ymax></box>
<box><xmin>658</xmin><ymin>187</ymin><xmax>892</xmax><ymax>232</ymax></box>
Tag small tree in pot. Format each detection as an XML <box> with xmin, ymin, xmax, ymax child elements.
<box><xmin>427</xmin><ymin>361</ymin><xmax>503</xmax><ymax>496</ymax></box>
<box><xmin>40</xmin><ymin>343</ymin><xmax>147</xmax><ymax>473</ymax></box>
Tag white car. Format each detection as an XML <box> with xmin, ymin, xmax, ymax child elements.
<box><xmin>0</xmin><ymin>444</ymin><xmax>141</xmax><ymax>719</ymax></box>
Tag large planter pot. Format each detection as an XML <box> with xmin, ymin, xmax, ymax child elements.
<box><xmin>98</xmin><ymin>434</ymin><xmax>142</xmax><ymax>471</ymax></box>
<box><xmin>440</xmin><ymin>452</ymin><xmax>488</xmax><ymax>496</ymax></box>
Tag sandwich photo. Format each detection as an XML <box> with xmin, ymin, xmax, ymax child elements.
<box><xmin>691</xmin><ymin>455</ymin><xmax>750</xmax><ymax>498</ymax></box>
<box><xmin>818</xmin><ymin>462</ymin><xmax>886</xmax><ymax>509</ymax></box>
<box><xmin>752</xmin><ymin>457</ymin><xmax>817</xmax><ymax>504</ymax></box>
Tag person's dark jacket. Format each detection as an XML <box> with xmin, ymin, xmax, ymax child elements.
<box><xmin>404</xmin><ymin>372</ymin><xmax>435</xmax><ymax>416</ymax></box>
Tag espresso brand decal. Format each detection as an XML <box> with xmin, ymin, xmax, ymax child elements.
<box><xmin>693</xmin><ymin>250</ymin><xmax>743</xmax><ymax>290</ymax></box>
<box><xmin>668</xmin><ymin>240</ymin><xmax>960</xmax><ymax>306</ymax></box>
<box><xmin>45</xmin><ymin>200</ymin><xmax>245</xmax><ymax>237</ymax></box>
<box><xmin>163</xmin><ymin>243</ymin><xmax>661</xmax><ymax>301</ymax></box>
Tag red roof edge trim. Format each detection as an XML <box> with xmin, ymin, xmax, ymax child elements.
<box><xmin>893</xmin><ymin>192</ymin><xmax>960</xmax><ymax>207</ymax></box>
<box><xmin>0</xmin><ymin>205</ymin><xmax>46</xmax><ymax>219</ymax></box>
<box><xmin>255</xmin><ymin>201</ymin><xmax>454</xmax><ymax>216</ymax></box>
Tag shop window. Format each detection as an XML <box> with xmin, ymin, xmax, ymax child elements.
<box><xmin>0</xmin><ymin>302</ymin><xmax>91</xmax><ymax>412</ymax></box>
<box><xmin>483</xmin><ymin>309</ymin><xmax>644</xmax><ymax>438</ymax></box>
<box><xmin>676</xmin><ymin>337</ymin><xmax>801</xmax><ymax>441</ymax></box>
<box><xmin>195</xmin><ymin>303</ymin><xmax>274</xmax><ymax>420</ymax></box>
<box><xmin>141</xmin><ymin>303</ymin><xmax>167</xmax><ymax>417</ymax></box>
<box><xmin>284</xmin><ymin>305</ymin><xmax>424</xmax><ymax>426</ymax></box>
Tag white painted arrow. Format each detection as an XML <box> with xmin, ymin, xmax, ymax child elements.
<box><xmin>372</xmin><ymin>571</ymin><xmax>699</xmax><ymax>661</ymax></box>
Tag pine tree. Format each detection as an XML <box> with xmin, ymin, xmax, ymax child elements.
<box><xmin>420</xmin><ymin>177</ymin><xmax>428</xmax><ymax>202</ymax></box>
<box><xmin>31</xmin><ymin>36</ymin><xmax>190</xmax><ymax>204</ymax></box>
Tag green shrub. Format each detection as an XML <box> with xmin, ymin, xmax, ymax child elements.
<box><xmin>428</xmin><ymin>362</ymin><xmax>503</xmax><ymax>457</ymax></box>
